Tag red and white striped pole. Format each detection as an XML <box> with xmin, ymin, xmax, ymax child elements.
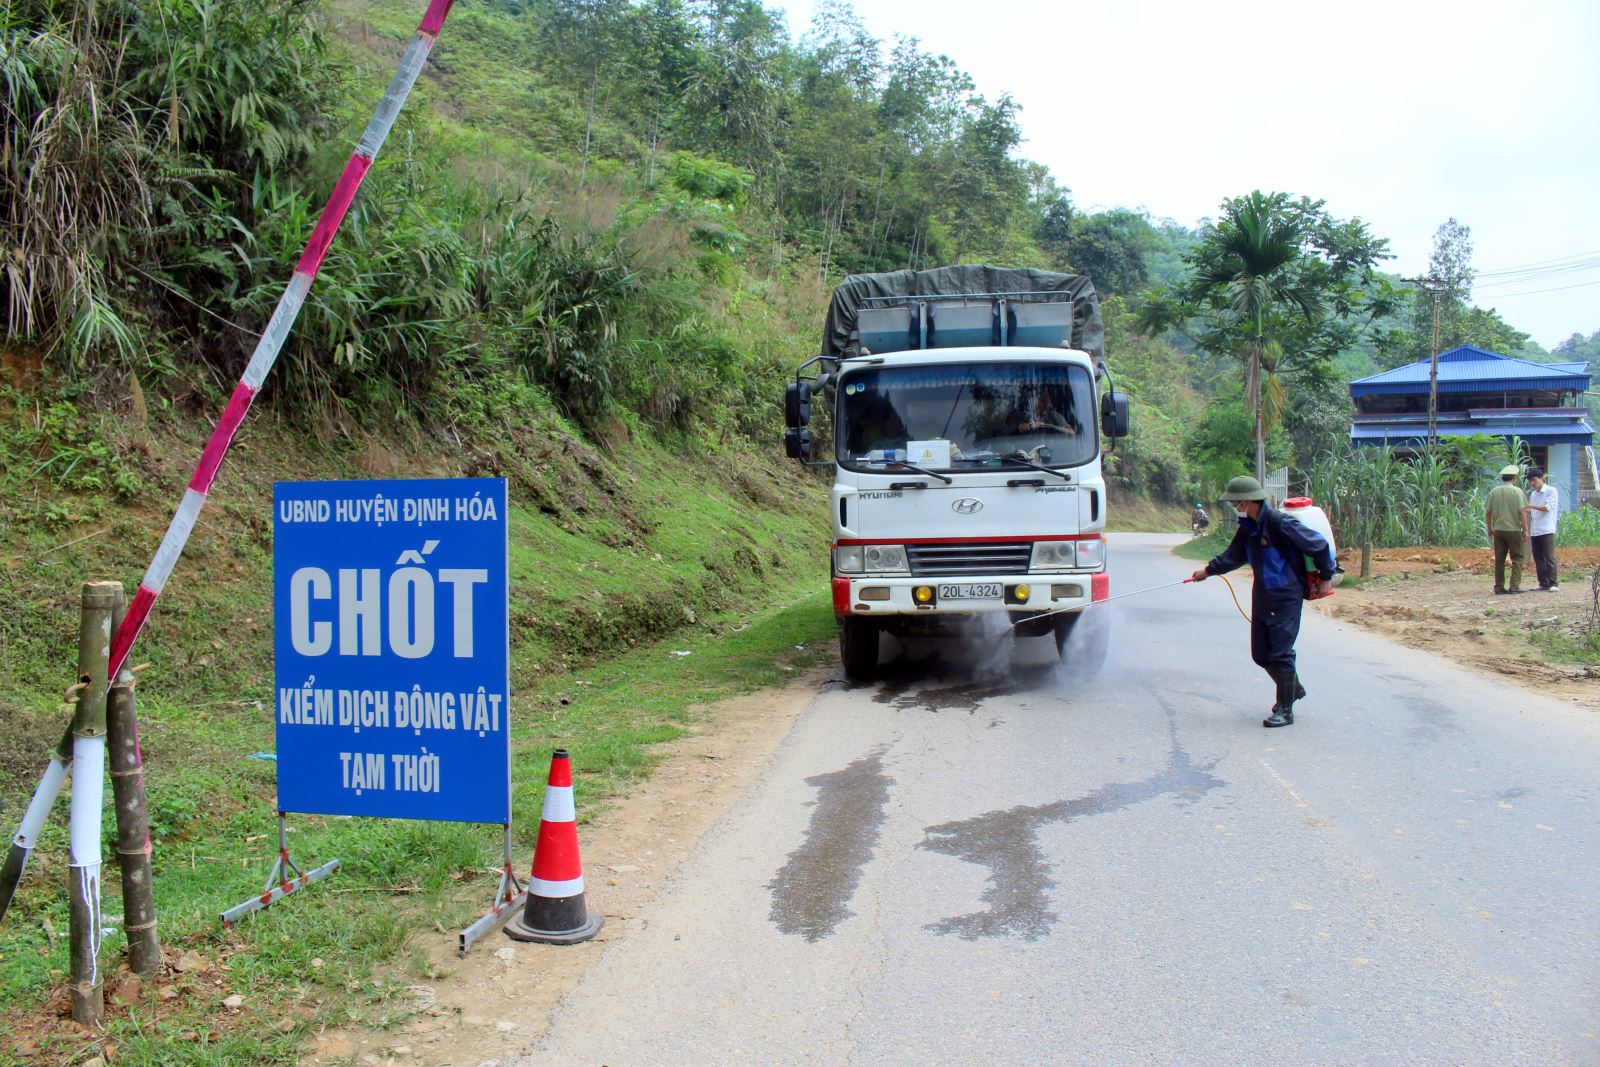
<box><xmin>106</xmin><ymin>0</ymin><xmax>457</xmax><ymax>682</ymax></box>
<box><xmin>0</xmin><ymin>0</ymin><xmax>457</xmax><ymax>931</ymax></box>
<box><xmin>505</xmin><ymin>750</ymin><xmax>603</xmax><ymax>945</ymax></box>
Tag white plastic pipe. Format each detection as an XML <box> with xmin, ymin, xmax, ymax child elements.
<box><xmin>0</xmin><ymin>752</ymin><xmax>71</xmax><ymax>922</ymax></box>
<box><xmin>68</xmin><ymin>736</ymin><xmax>106</xmax><ymax>986</ymax></box>
<box><xmin>15</xmin><ymin>754</ymin><xmax>68</xmax><ymax>852</ymax></box>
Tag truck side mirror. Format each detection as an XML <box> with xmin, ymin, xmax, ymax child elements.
<box><xmin>1100</xmin><ymin>391</ymin><xmax>1130</xmax><ymax>438</ymax></box>
<box><xmin>785</xmin><ymin>382</ymin><xmax>811</xmax><ymax>428</ymax></box>
<box><xmin>784</xmin><ymin>427</ymin><xmax>813</xmax><ymax>461</ymax></box>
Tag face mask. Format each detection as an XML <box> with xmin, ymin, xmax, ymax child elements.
<box><xmin>1235</xmin><ymin>508</ymin><xmax>1249</xmax><ymax>520</ymax></box>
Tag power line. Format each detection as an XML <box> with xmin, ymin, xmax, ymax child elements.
<box><xmin>1475</xmin><ymin>259</ymin><xmax>1600</xmax><ymax>291</ymax></box>
<box><xmin>1475</xmin><ymin>248</ymin><xmax>1600</xmax><ymax>277</ymax></box>
<box><xmin>1476</xmin><ymin>256</ymin><xmax>1600</xmax><ymax>280</ymax></box>
<box><xmin>1475</xmin><ymin>277</ymin><xmax>1600</xmax><ymax>300</ymax></box>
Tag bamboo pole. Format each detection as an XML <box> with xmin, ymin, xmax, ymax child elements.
<box><xmin>69</xmin><ymin>581</ymin><xmax>118</xmax><ymax>1027</ymax></box>
<box><xmin>0</xmin><ymin>725</ymin><xmax>73</xmax><ymax>924</ymax></box>
<box><xmin>107</xmin><ymin>589</ymin><xmax>160</xmax><ymax>975</ymax></box>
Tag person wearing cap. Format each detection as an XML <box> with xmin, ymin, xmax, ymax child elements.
<box><xmin>1188</xmin><ymin>475</ymin><xmax>1338</xmax><ymax>728</ymax></box>
<box><xmin>1485</xmin><ymin>465</ymin><xmax>1530</xmax><ymax>594</ymax></box>
<box><xmin>1526</xmin><ymin>467</ymin><xmax>1561</xmax><ymax>591</ymax></box>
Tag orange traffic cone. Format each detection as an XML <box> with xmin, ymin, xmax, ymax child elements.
<box><xmin>505</xmin><ymin>749</ymin><xmax>604</xmax><ymax>945</ymax></box>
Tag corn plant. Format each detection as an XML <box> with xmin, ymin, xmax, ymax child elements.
<box><xmin>1560</xmin><ymin>506</ymin><xmax>1600</xmax><ymax>548</ymax></box>
<box><xmin>1303</xmin><ymin>441</ymin><xmax>1542</xmax><ymax>564</ymax></box>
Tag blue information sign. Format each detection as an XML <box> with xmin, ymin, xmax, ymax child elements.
<box><xmin>273</xmin><ymin>478</ymin><xmax>510</xmax><ymax>824</ymax></box>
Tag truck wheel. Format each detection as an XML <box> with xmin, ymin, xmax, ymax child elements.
<box><xmin>839</xmin><ymin>617</ymin><xmax>880</xmax><ymax>680</ymax></box>
<box><xmin>1053</xmin><ymin>611</ymin><xmax>1108</xmax><ymax>675</ymax></box>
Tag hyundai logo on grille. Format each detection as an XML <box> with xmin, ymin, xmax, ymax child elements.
<box><xmin>951</xmin><ymin>498</ymin><xmax>983</xmax><ymax>514</ymax></box>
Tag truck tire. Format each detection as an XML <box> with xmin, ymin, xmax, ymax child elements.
<box><xmin>839</xmin><ymin>617</ymin><xmax>880</xmax><ymax>680</ymax></box>
<box><xmin>1053</xmin><ymin>610</ymin><xmax>1108</xmax><ymax>675</ymax></box>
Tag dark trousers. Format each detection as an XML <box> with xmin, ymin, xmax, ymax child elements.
<box><xmin>1492</xmin><ymin>529</ymin><xmax>1526</xmax><ymax>591</ymax></box>
<box><xmin>1250</xmin><ymin>592</ymin><xmax>1302</xmax><ymax>678</ymax></box>
<box><xmin>1530</xmin><ymin>533</ymin><xmax>1558</xmax><ymax>588</ymax></box>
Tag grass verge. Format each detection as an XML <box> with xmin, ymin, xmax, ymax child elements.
<box><xmin>1527</xmin><ymin>626</ymin><xmax>1600</xmax><ymax>666</ymax></box>
<box><xmin>0</xmin><ymin>586</ymin><xmax>836</xmax><ymax>1065</ymax></box>
<box><xmin>0</xmin><ymin>381</ymin><xmax>836</xmax><ymax>1062</ymax></box>
<box><xmin>1105</xmin><ymin>493</ymin><xmax>1189</xmax><ymax>533</ymax></box>
<box><xmin>1171</xmin><ymin>524</ymin><xmax>1232</xmax><ymax>562</ymax></box>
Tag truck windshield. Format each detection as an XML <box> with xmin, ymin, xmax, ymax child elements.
<box><xmin>838</xmin><ymin>363</ymin><xmax>1097</xmax><ymax>470</ymax></box>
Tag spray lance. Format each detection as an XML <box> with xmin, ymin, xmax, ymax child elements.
<box><xmin>996</xmin><ymin>574</ymin><xmax>1253</xmax><ymax>637</ymax></box>
<box><xmin>995</xmin><ymin>494</ymin><xmax>1351</xmax><ymax>639</ymax></box>
<box><xmin>1011</xmin><ymin>495</ymin><xmax>1345</xmax><ymax>635</ymax></box>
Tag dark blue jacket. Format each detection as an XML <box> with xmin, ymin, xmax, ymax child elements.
<box><xmin>1206</xmin><ymin>504</ymin><xmax>1336</xmax><ymax>601</ymax></box>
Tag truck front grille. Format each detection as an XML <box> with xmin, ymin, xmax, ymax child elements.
<box><xmin>907</xmin><ymin>542</ymin><xmax>1032</xmax><ymax>576</ymax></box>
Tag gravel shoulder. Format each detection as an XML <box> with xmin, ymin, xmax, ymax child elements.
<box><xmin>1313</xmin><ymin>548</ymin><xmax>1600</xmax><ymax>712</ymax></box>
<box><xmin>303</xmin><ymin>669</ymin><xmax>827</xmax><ymax>1067</ymax></box>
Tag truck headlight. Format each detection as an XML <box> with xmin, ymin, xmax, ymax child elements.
<box><xmin>1029</xmin><ymin>540</ymin><xmax>1075</xmax><ymax>571</ymax></box>
<box><xmin>863</xmin><ymin>544</ymin><xmax>907</xmax><ymax>573</ymax></box>
<box><xmin>835</xmin><ymin>544</ymin><xmax>908</xmax><ymax>575</ymax></box>
<box><xmin>1075</xmin><ymin>539</ymin><xmax>1105</xmax><ymax>568</ymax></box>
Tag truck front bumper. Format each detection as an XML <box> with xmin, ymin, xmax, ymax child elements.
<box><xmin>832</xmin><ymin>572</ymin><xmax>1107</xmax><ymax>618</ymax></box>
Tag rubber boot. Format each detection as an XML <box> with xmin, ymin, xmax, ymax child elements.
<box><xmin>1294</xmin><ymin>673</ymin><xmax>1307</xmax><ymax>702</ymax></box>
<box><xmin>1263</xmin><ymin>670</ymin><xmax>1296</xmax><ymax>728</ymax></box>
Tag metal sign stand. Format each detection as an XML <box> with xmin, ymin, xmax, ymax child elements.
<box><xmin>220</xmin><ymin>809</ymin><xmax>339</xmax><ymax>927</ymax></box>
<box><xmin>458</xmin><ymin>824</ymin><xmax>526</xmax><ymax>954</ymax></box>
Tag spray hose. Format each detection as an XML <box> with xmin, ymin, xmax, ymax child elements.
<box><xmin>1211</xmin><ymin>573</ymin><xmax>1252</xmax><ymax>623</ymax></box>
<box><xmin>997</xmin><ymin>572</ymin><xmax>1251</xmax><ymax>636</ymax></box>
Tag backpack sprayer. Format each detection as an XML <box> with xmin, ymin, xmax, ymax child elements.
<box><xmin>1282</xmin><ymin>497</ymin><xmax>1341</xmax><ymax>601</ymax></box>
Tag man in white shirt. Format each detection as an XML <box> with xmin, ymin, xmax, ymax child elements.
<box><xmin>1527</xmin><ymin>467</ymin><xmax>1561</xmax><ymax>591</ymax></box>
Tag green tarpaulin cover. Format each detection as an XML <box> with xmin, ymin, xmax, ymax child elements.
<box><xmin>820</xmin><ymin>265</ymin><xmax>1104</xmax><ymax>366</ymax></box>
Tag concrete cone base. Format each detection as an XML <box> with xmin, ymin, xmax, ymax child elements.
<box><xmin>504</xmin><ymin>909</ymin><xmax>604</xmax><ymax>945</ymax></box>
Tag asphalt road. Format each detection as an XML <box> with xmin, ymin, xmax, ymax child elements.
<box><xmin>515</xmin><ymin>534</ymin><xmax>1600</xmax><ymax>1066</ymax></box>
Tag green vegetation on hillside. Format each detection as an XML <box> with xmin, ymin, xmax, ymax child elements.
<box><xmin>1</xmin><ymin>1</ymin><xmax>1596</xmax><ymax>1052</ymax></box>
<box><xmin>7</xmin><ymin>0</ymin><xmax>1590</xmax><ymax>504</ymax></box>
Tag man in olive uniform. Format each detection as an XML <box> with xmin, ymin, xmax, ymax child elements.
<box><xmin>1189</xmin><ymin>476</ymin><xmax>1337</xmax><ymax>728</ymax></box>
<box><xmin>1485</xmin><ymin>464</ymin><xmax>1530</xmax><ymax>594</ymax></box>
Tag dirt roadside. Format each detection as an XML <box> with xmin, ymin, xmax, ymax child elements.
<box><xmin>1310</xmin><ymin>549</ymin><xmax>1600</xmax><ymax>711</ymax></box>
<box><xmin>304</xmin><ymin>669</ymin><xmax>830</xmax><ymax>1067</ymax></box>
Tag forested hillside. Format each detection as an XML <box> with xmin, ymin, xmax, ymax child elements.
<box><xmin>5</xmin><ymin>3</ymin><xmax>1598</xmax><ymax>1058</ymax></box>
<box><xmin>2</xmin><ymin>0</ymin><xmax>1589</xmax><ymax>499</ymax></box>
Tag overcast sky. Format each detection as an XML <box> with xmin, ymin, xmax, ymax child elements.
<box><xmin>778</xmin><ymin>0</ymin><xmax>1600</xmax><ymax>350</ymax></box>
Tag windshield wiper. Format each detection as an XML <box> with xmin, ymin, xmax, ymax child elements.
<box><xmin>887</xmin><ymin>461</ymin><xmax>953</xmax><ymax>485</ymax></box>
<box><xmin>999</xmin><ymin>454</ymin><xmax>1069</xmax><ymax>479</ymax></box>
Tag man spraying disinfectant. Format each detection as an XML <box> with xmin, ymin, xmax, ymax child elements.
<box><xmin>1189</xmin><ymin>476</ymin><xmax>1339</xmax><ymax>728</ymax></box>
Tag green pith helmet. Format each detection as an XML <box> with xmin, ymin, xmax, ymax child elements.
<box><xmin>1218</xmin><ymin>475</ymin><xmax>1269</xmax><ymax>502</ymax></box>
<box><xmin>1499</xmin><ymin>464</ymin><xmax>1520</xmax><ymax>478</ymax></box>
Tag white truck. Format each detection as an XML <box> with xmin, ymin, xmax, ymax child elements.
<box><xmin>785</xmin><ymin>266</ymin><xmax>1128</xmax><ymax>679</ymax></box>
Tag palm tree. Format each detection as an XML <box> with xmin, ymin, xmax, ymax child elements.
<box><xmin>1190</xmin><ymin>192</ymin><xmax>1321</xmax><ymax>480</ymax></box>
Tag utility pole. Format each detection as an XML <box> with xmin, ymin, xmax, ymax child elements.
<box><xmin>1411</xmin><ymin>278</ymin><xmax>1449</xmax><ymax>447</ymax></box>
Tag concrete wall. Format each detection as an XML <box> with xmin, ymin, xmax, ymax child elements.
<box><xmin>1546</xmin><ymin>444</ymin><xmax>1575</xmax><ymax>504</ymax></box>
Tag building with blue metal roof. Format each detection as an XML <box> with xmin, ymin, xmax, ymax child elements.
<box><xmin>1350</xmin><ymin>345</ymin><xmax>1597</xmax><ymax>503</ymax></box>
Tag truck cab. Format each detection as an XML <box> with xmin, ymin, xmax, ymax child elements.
<box><xmin>786</xmin><ymin>269</ymin><xmax>1128</xmax><ymax>679</ymax></box>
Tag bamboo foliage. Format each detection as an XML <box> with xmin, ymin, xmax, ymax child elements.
<box><xmin>2</xmin><ymin>0</ymin><xmax>327</xmax><ymax>369</ymax></box>
<box><xmin>1</xmin><ymin>10</ymin><xmax>155</xmax><ymax>362</ymax></box>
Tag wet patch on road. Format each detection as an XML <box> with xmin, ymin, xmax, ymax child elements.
<box><xmin>880</xmin><ymin>679</ymin><xmax>1017</xmax><ymax>714</ymax></box>
<box><xmin>917</xmin><ymin>700</ymin><xmax>1224</xmax><ymax>941</ymax></box>
<box><xmin>848</xmin><ymin>644</ymin><xmax>1064</xmax><ymax>714</ymax></box>
<box><xmin>1379</xmin><ymin>674</ymin><xmax>1465</xmax><ymax>742</ymax></box>
<box><xmin>767</xmin><ymin>747</ymin><xmax>894</xmax><ymax>942</ymax></box>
